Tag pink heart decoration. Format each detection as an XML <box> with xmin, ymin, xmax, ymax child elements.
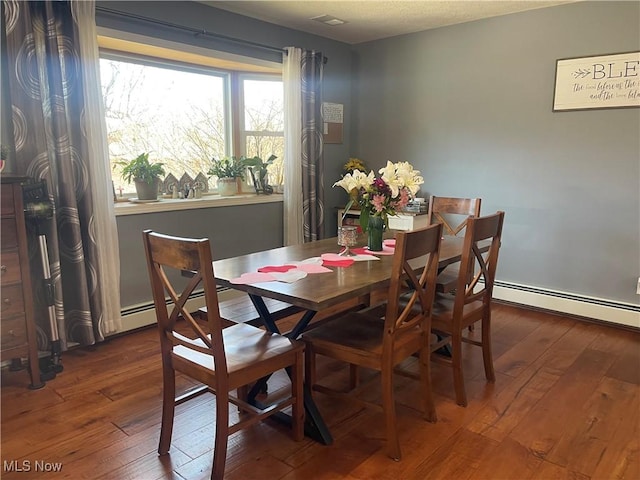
<box><xmin>258</xmin><ymin>264</ymin><xmax>297</xmax><ymax>273</ymax></box>
<box><xmin>321</xmin><ymin>253</ymin><xmax>346</xmax><ymax>262</ymax></box>
<box><xmin>352</xmin><ymin>246</ymin><xmax>395</xmax><ymax>256</ymax></box>
<box><xmin>230</xmin><ymin>272</ymin><xmax>276</xmax><ymax>284</ymax></box>
<box><xmin>296</xmin><ymin>264</ymin><xmax>333</xmax><ymax>273</ymax></box>
<box><xmin>320</xmin><ymin>253</ymin><xmax>355</xmax><ymax>267</ymax></box>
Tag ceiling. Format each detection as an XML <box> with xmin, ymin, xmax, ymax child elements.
<box><xmin>202</xmin><ymin>1</ymin><xmax>578</xmax><ymax>44</ymax></box>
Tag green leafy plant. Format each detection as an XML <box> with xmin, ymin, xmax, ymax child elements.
<box><xmin>242</xmin><ymin>154</ymin><xmax>277</xmax><ymax>193</ymax></box>
<box><xmin>207</xmin><ymin>156</ymin><xmax>247</xmax><ymax>180</ymax></box>
<box><xmin>117</xmin><ymin>153</ymin><xmax>165</xmax><ymax>185</ymax></box>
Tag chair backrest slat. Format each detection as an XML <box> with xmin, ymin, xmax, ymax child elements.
<box><xmin>384</xmin><ymin>223</ymin><xmax>443</xmax><ymax>340</ymax></box>
<box><xmin>427</xmin><ymin>196</ymin><xmax>481</xmax><ymax>237</ymax></box>
<box><xmin>454</xmin><ymin>212</ymin><xmax>505</xmax><ymax>316</ymax></box>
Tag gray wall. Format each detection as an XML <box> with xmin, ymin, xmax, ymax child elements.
<box><xmin>116</xmin><ymin>203</ymin><xmax>282</xmax><ymax>306</ymax></box>
<box><xmin>352</xmin><ymin>1</ymin><xmax>640</xmax><ymax>306</ymax></box>
<box><xmin>100</xmin><ymin>1</ymin><xmax>639</xmax><ymax>310</ymax></box>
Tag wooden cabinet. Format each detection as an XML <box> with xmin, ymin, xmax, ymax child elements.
<box><xmin>1</xmin><ymin>175</ymin><xmax>43</xmax><ymax>388</ymax></box>
<box><xmin>338</xmin><ymin>209</ymin><xmax>429</xmax><ymax>231</ymax></box>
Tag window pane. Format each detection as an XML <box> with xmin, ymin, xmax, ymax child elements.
<box><xmin>243</xmin><ymin>79</ymin><xmax>283</xmax><ymax>131</ymax></box>
<box><xmin>100</xmin><ymin>58</ymin><xmax>227</xmax><ymax>193</ymax></box>
<box><xmin>242</xmin><ymin>77</ymin><xmax>284</xmax><ymax>188</ymax></box>
<box><xmin>245</xmin><ymin>135</ymin><xmax>284</xmax><ymax>186</ymax></box>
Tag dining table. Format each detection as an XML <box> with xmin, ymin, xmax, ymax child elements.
<box><xmin>211</xmin><ymin>233</ymin><xmax>470</xmax><ymax>445</ymax></box>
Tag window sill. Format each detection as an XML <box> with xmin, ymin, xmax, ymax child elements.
<box><xmin>114</xmin><ymin>193</ymin><xmax>283</xmax><ymax>216</ymax></box>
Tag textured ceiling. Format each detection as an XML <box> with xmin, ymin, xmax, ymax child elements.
<box><xmin>202</xmin><ymin>1</ymin><xmax>578</xmax><ymax>44</ymax></box>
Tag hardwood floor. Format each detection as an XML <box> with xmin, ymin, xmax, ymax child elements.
<box><xmin>1</xmin><ymin>303</ymin><xmax>638</xmax><ymax>479</ymax></box>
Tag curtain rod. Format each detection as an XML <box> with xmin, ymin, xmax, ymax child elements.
<box><xmin>95</xmin><ymin>6</ymin><xmax>286</xmax><ymax>56</ymax></box>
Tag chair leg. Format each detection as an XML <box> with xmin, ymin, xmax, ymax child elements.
<box><xmin>291</xmin><ymin>351</ymin><xmax>305</xmax><ymax>441</ymax></box>
<box><xmin>304</xmin><ymin>343</ymin><xmax>316</xmax><ymax>397</ymax></box>
<box><xmin>158</xmin><ymin>364</ymin><xmax>176</xmax><ymax>455</ymax></box>
<box><xmin>237</xmin><ymin>385</ymin><xmax>249</xmax><ymax>414</ymax></box>
<box><xmin>381</xmin><ymin>366</ymin><xmax>401</xmax><ymax>461</ymax></box>
<box><xmin>481</xmin><ymin>309</ymin><xmax>495</xmax><ymax>382</ymax></box>
<box><xmin>419</xmin><ymin>345</ymin><xmax>437</xmax><ymax>423</ymax></box>
<box><xmin>211</xmin><ymin>393</ymin><xmax>230</xmax><ymax>480</ymax></box>
<box><xmin>451</xmin><ymin>332</ymin><xmax>467</xmax><ymax>407</ymax></box>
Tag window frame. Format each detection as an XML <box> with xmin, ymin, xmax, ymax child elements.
<box><xmin>236</xmin><ymin>73</ymin><xmax>285</xmax><ymax>192</ymax></box>
<box><xmin>97</xmin><ymin>28</ymin><xmax>283</xmax><ymax>205</ymax></box>
<box><xmin>100</xmin><ymin>50</ymin><xmax>233</xmax><ymax>196</ymax></box>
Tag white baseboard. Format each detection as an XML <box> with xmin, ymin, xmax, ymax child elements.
<box><xmin>116</xmin><ymin>283</ymin><xmax>639</xmax><ymax>335</ymax></box>
<box><xmin>493</xmin><ymin>281</ymin><xmax>640</xmax><ymax>329</ymax></box>
<box><xmin>117</xmin><ymin>289</ymin><xmax>243</xmax><ymax>333</ymax></box>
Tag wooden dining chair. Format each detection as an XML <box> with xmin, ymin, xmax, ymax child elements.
<box><xmin>302</xmin><ymin>223</ymin><xmax>443</xmax><ymax>461</ymax></box>
<box><xmin>429</xmin><ymin>211</ymin><xmax>505</xmax><ymax>407</ymax></box>
<box><xmin>427</xmin><ymin>196</ymin><xmax>481</xmax><ymax>294</ymax></box>
<box><xmin>142</xmin><ymin>230</ymin><xmax>305</xmax><ymax>480</ymax></box>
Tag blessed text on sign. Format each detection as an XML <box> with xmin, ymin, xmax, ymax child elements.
<box><xmin>553</xmin><ymin>51</ymin><xmax>640</xmax><ymax>111</ymax></box>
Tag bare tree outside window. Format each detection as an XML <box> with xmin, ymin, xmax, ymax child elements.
<box><xmin>241</xmin><ymin>78</ymin><xmax>284</xmax><ymax>187</ymax></box>
<box><xmin>99</xmin><ymin>54</ymin><xmax>284</xmax><ymax>196</ymax></box>
<box><xmin>100</xmin><ymin>57</ymin><xmax>227</xmax><ymax>194</ymax></box>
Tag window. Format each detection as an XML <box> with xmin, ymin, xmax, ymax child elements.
<box><xmin>99</xmin><ymin>37</ymin><xmax>283</xmax><ymax>197</ymax></box>
<box><xmin>239</xmin><ymin>76</ymin><xmax>285</xmax><ymax>187</ymax></box>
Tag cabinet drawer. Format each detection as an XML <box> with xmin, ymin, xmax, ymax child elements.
<box><xmin>1</xmin><ymin>186</ymin><xmax>16</xmax><ymax>215</ymax></box>
<box><xmin>1</xmin><ymin>218</ymin><xmax>18</xmax><ymax>248</ymax></box>
<box><xmin>1</xmin><ymin>315</ymin><xmax>28</xmax><ymax>351</ymax></box>
<box><xmin>0</xmin><ymin>252</ymin><xmax>22</xmax><ymax>285</ymax></box>
<box><xmin>0</xmin><ymin>284</ymin><xmax>25</xmax><ymax>317</ymax></box>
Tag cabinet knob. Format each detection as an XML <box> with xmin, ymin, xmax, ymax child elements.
<box><xmin>0</xmin><ymin>265</ymin><xmax>6</xmax><ymax>274</ymax></box>
<box><xmin>3</xmin><ymin>298</ymin><xmax>11</xmax><ymax>305</ymax></box>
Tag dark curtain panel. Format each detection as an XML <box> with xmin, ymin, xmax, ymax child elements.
<box><xmin>3</xmin><ymin>0</ymin><xmax>105</xmax><ymax>349</ymax></box>
<box><xmin>300</xmin><ymin>51</ymin><xmax>325</xmax><ymax>242</ymax></box>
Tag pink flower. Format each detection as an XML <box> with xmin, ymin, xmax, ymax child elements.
<box><xmin>397</xmin><ymin>188</ymin><xmax>410</xmax><ymax>207</ymax></box>
<box><xmin>372</xmin><ymin>194</ymin><xmax>386</xmax><ymax>213</ymax></box>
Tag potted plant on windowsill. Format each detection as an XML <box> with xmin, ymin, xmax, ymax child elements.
<box><xmin>242</xmin><ymin>154</ymin><xmax>277</xmax><ymax>194</ymax></box>
<box><xmin>207</xmin><ymin>156</ymin><xmax>246</xmax><ymax>196</ymax></box>
<box><xmin>117</xmin><ymin>152</ymin><xmax>165</xmax><ymax>201</ymax></box>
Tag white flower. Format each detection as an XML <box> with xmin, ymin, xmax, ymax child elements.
<box><xmin>333</xmin><ymin>169</ymin><xmax>374</xmax><ymax>193</ymax></box>
<box><xmin>379</xmin><ymin>161</ymin><xmax>424</xmax><ymax>197</ymax></box>
<box><xmin>395</xmin><ymin>161</ymin><xmax>423</xmax><ymax>195</ymax></box>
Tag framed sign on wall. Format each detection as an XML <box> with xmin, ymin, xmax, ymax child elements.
<box><xmin>553</xmin><ymin>51</ymin><xmax>640</xmax><ymax>111</ymax></box>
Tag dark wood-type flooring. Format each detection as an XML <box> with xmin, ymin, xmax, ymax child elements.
<box><xmin>1</xmin><ymin>303</ymin><xmax>639</xmax><ymax>479</ymax></box>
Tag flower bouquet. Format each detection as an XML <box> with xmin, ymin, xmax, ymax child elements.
<box><xmin>334</xmin><ymin>160</ymin><xmax>424</xmax><ymax>250</ymax></box>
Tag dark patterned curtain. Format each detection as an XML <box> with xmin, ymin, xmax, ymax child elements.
<box><xmin>2</xmin><ymin>0</ymin><xmax>119</xmax><ymax>350</ymax></box>
<box><xmin>301</xmin><ymin>51</ymin><xmax>325</xmax><ymax>242</ymax></box>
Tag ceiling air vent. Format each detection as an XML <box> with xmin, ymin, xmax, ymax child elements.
<box><xmin>311</xmin><ymin>15</ymin><xmax>347</xmax><ymax>26</ymax></box>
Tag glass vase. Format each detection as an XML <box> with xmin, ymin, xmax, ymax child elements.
<box><xmin>367</xmin><ymin>215</ymin><xmax>385</xmax><ymax>252</ymax></box>
<box><xmin>337</xmin><ymin>225</ymin><xmax>358</xmax><ymax>256</ymax></box>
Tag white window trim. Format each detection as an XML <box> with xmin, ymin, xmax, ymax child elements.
<box><xmin>114</xmin><ymin>192</ymin><xmax>283</xmax><ymax>216</ymax></box>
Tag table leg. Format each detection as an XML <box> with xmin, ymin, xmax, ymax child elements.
<box><xmin>248</xmin><ymin>294</ymin><xmax>281</xmax><ymax>334</ymax></box>
<box><xmin>247</xmin><ymin>294</ymin><xmax>334</xmax><ymax>445</ymax></box>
